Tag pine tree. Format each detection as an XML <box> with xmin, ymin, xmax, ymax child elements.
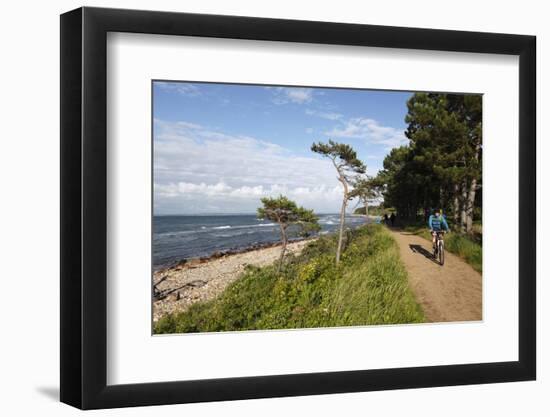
<box><xmin>258</xmin><ymin>196</ymin><xmax>320</xmax><ymax>272</ymax></box>
<box><xmin>311</xmin><ymin>140</ymin><xmax>366</xmax><ymax>263</ymax></box>
<box><xmin>375</xmin><ymin>93</ymin><xmax>482</xmax><ymax>233</ymax></box>
<box><xmin>350</xmin><ymin>175</ymin><xmax>380</xmax><ymax>218</ymax></box>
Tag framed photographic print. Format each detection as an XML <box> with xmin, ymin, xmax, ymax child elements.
<box><xmin>60</xmin><ymin>6</ymin><xmax>536</xmax><ymax>409</ymax></box>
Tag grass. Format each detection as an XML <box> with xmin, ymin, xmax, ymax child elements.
<box><xmin>154</xmin><ymin>224</ymin><xmax>425</xmax><ymax>334</ymax></box>
<box><xmin>403</xmin><ymin>222</ymin><xmax>482</xmax><ymax>273</ymax></box>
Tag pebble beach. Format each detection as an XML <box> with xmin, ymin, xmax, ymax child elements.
<box><xmin>153</xmin><ymin>239</ymin><xmax>312</xmax><ymax>321</ymax></box>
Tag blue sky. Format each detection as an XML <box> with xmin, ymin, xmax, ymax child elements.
<box><xmin>153</xmin><ymin>81</ymin><xmax>412</xmax><ymax>215</ymax></box>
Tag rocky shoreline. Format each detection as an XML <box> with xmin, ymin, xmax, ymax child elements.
<box><xmin>154</xmin><ymin>238</ymin><xmax>308</xmax><ymax>275</ymax></box>
<box><xmin>153</xmin><ymin>239</ymin><xmax>314</xmax><ymax>322</ymax></box>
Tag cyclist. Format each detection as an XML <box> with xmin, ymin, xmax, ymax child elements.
<box><xmin>428</xmin><ymin>209</ymin><xmax>450</xmax><ymax>249</ymax></box>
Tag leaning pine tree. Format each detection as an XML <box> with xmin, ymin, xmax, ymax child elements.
<box><xmin>311</xmin><ymin>140</ymin><xmax>366</xmax><ymax>264</ymax></box>
<box><xmin>257</xmin><ymin>195</ymin><xmax>320</xmax><ymax>272</ymax></box>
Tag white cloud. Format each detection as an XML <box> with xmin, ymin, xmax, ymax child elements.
<box><xmin>153</xmin><ymin>119</ymin><xmax>355</xmax><ymax>214</ymax></box>
<box><xmin>325</xmin><ymin>117</ymin><xmax>408</xmax><ymax>150</ymax></box>
<box><xmin>156</xmin><ymin>82</ymin><xmax>201</xmax><ymax>97</ymax></box>
<box><xmin>305</xmin><ymin>109</ymin><xmax>343</xmax><ymax>120</ymax></box>
<box><xmin>286</xmin><ymin>89</ymin><xmax>313</xmax><ymax>103</ymax></box>
<box><xmin>269</xmin><ymin>87</ymin><xmax>313</xmax><ymax>104</ymax></box>
<box><xmin>156</xmin><ymin>181</ymin><xmax>342</xmax><ymax>201</ymax></box>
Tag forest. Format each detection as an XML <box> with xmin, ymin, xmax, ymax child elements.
<box><xmin>373</xmin><ymin>93</ymin><xmax>482</xmax><ymax>234</ymax></box>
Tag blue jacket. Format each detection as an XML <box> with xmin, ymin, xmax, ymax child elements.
<box><xmin>428</xmin><ymin>214</ymin><xmax>449</xmax><ymax>231</ymax></box>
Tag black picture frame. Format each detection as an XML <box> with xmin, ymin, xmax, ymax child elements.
<box><xmin>60</xmin><ymin>6</ymin><xmax>536</xmax><ymax>410</ymax></box>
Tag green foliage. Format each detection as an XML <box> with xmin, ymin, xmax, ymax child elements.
<box><xmin>258</xmin><ymin>195</ymin><xmax>298</xmax><ymax>223</ymax></box>
<box><xmin>375</xmin><ymin>93</ymin><xmax>482</xmax><ymax>231</ymax></box>
<box><xmin>257</xmin><ymin>195</ymin><xmax>320</xmax><ymax>237</ymax></box>
<box><xmin>354</xmin><ymin>205</ymin><xmax>386</xmax><ymax>216</ymax></box>
<box><xmin>154</xmin><ymin>225</ymin><xmax>425</xmax><ymax>334</ymax></box>
<box><xmin>311</xmin><ymin>140</ymin><xmax>366</xmax><ymax>175</ymax></box>
<box><xmin>295</xmin><ymin>206</ymin><xmax>322</xmax><ymax>237</ymax></box>
<box><xmin>445</xmin><ymin>234</ymin><xmax>482</xmax><ymax>273</ymax></box>
<box><xmin>257</xmin><ymin>195</ymin><xmax>321</xmax><ymax>270</ymax></box>
<box><xmin>349</xmin><ymin>175</ymin><xmax>381</xmax><ymax>204</ymax></box>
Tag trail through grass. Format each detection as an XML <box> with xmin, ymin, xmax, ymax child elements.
<box><xmin>155</xmin><ymin>224</ymin><xmax>424</xmax><ymax>334</ymax></box>
<box><xmin>403</xmin><ymin>224</ymin><xmax>482</xmax><ymax>273</ymax></box>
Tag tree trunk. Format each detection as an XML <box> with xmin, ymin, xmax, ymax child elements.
<box><xmin>465</xmin><ymin>143</ymin><xmax>481</xmax><ymax>234</ymax></box>
<box><xmin>364</xmin><ymin>199</ymin><xmax>369</xmax><ymax>219</ymax></box>
<box><xmin>336</xmin><ymin>193</ymin><xmax>347</xmax><ymax>265</ymax></box>
<box><xmin>277</xmin><ymin>225</ymin><xmax>287</xmax><ymax>272</ymax></box>
<box><xmin>465</xmin><ymin>177</ymin><xmax>477</xmax><ymax>234</ymax></box>
<box><xmin>453</xmin><ymin>183</ymin><xmax>460</xmax><ymax>226</ymax></box>
<box><xmin>460</xmin><ymin>180</ymin><xmax>468</xmax><ymax>233</ymax></box>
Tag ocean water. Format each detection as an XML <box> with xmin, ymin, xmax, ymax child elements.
<box><xmin>153</xmin><ymin>214</ymin><xmax>371</xmax><ymax>270</ymax></box>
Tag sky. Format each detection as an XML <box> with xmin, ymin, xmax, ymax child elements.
<box><xmin>153</xmin><ymin>81</ymin><xmax>413</xmax><ymax>215</ymax></box>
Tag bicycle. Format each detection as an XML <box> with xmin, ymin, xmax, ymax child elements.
<box><xmin>432</xmin><ymin>230</ymin><xmax>445</xmax><ymax>266</ymax></box>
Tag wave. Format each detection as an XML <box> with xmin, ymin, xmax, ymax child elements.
<box><xmin>155</xmin><ymin>222</ymin><xmax>277</xmax><ymax>238</ymax></box>
<box><xmin>213</xmin><ymin>223</ymin><xmax>276</xmax><ymax>230</ymax></box>
<box><xmin>154</xmin><ymin>230</ymin><xmax>196</xmax><ymax>239</ymax></box>
<box><xmin>155</xmin><ymin>217</ymin><xmax>363</xmax><ymax>240</ymax></box>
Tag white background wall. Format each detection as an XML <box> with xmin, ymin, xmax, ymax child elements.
<box><xmin>0</xmin><ymin>0</ymin><xmax>546</xmax><ymax>415</ymax></box>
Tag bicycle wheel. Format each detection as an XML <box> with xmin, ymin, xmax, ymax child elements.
<box><xmin>439</xmin><ymin>241</ymin><xmax>445</xmax><ymax>266</ymax></box>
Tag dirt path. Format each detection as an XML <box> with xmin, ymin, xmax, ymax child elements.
<box><xmin>389</xmin><ymin>229</ymin><xmax>482</xmax><ymax>323</ymax></box>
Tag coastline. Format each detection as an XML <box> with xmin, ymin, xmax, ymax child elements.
<box><xmin>153</xmin><ymin>238</ymin><xmax>314</xmax><ymax>321</ymax></box>
<box><xmin>154</xmin><ymin>237</ymin><xmax>311</xmax><ymax>273</ymax></box>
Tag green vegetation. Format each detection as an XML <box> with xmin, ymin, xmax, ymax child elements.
<box><xmin>257</xmin><ymin>195</ymin><xmax>320</xmax><ymax>271</ymax></box>
<box><xmin>155</xmin><ymin>225</ymin><xmax>424</xmax><ymax>334</ymax></box>
<box><xmin>354</xmin><ymin>206</ymin><xmax>394</xmax><ymax>217</ymax></box>
<box><xmin>404</xmin><ymin>223</ymin><xmax>482</xmax><ymax>273</ymax></box>
<box><xmin>349</xmin><ymin>176</ymin><xmax>382</xmax><ymax>218</ymax></box>
<box><xmin>375</xmin><ymin>93</ymin><xmax>482</xmax><ymax>234</ymax></box>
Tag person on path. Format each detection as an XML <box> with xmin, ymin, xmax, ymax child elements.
<box><xmin>428</xmin><ymin>209</ymin><xmax>450</xmax><ymax>248</ymax></box>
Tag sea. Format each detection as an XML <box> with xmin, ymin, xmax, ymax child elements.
<box><xmin>153</xmin><ymin>214</ymin><xmax>374</xmax><ymax>270</ymax></box>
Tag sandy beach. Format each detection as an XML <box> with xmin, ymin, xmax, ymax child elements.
<box><xmin>153</xmin><ymin>239</ymin><xmax>312</xmax><ymax>321</ymax></box>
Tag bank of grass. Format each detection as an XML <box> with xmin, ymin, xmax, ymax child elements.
<box><xmin>403</xmin><ymin>223</ymin><xmax>482</xmax><ymax>273</ymax></box>
<box><xmin>155</xmin><ymin>224</ymin><xmax>424</xmax><ymax>334</ymax></box>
